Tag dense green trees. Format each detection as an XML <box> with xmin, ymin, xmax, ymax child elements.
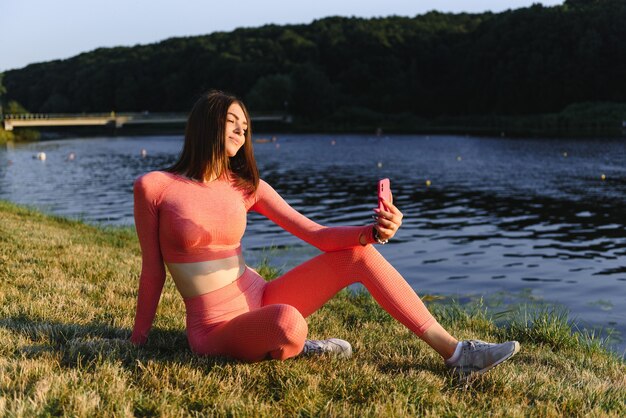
<box><xmin>3</xmin><ymin>0</ymin><xmax>626</xmax><ymax>134</ymax></box>
<box><xmin>0</xmin><ymin>73</ymin><xmax>6</xmax><ymax>117</ymax></box>
<box><xmin>0</xmin><ymin>73</ymin><xmax>40</xmax><ymax>143</ymax></box>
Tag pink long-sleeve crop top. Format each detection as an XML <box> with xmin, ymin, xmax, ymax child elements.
<box><xmin>130</xmin><ymin>171</ymin><xmax>376</xmax><ymax>344</ymax></box>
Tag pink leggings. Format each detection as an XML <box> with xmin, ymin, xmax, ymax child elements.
<box><xmin>184</xmin><ymin>245</ymin><xmax>436</xmax><ymax>362</ymax></box>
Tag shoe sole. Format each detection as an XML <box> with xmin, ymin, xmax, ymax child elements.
<box><xmin>459</xmin><ymin>341</ymin><xmax>521</xmax><ymax>379</ymax></box>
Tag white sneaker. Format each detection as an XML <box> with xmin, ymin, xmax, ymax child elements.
<box><xmin>301</xmin><ymin>338</ymin><xmax>353</xmax><ymax>359</ymax></box>
<box><xmin>446</xmin><ymin>340</ymin><xmax>520</xmax><ymax>377</ymax></box>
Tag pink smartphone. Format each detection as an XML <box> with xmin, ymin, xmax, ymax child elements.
<box><xmin>378</xmin><ymin>178</ymin><xmax>391</xmax><ymax>211</ymax></box>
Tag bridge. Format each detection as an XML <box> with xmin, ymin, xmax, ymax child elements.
<box><xmin>1</xmin><ymin>112</ymin><xmax>293</xmax><ymax>131</ymax></box>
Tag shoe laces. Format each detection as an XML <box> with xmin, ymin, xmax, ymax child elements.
<box><xmin>303</xmin><ymin>339</ymin><xmax>325</xmax><ymax>354</ymax></box>
<box><xmin>464</xmin><ymin>339</ymin><xmax>489</xmax><ymax>351</ymax></box>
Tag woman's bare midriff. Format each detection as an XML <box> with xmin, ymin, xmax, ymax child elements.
<box><xmin>166</xmin><ymin>253</ymin><xmax>248</xmax><ymax>298</ymax></box>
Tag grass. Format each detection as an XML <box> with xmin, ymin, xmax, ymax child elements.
<box><xmin>0</xmin><ymin>199</ymin><xmax>624</xmax><ymax>417</ymax></box>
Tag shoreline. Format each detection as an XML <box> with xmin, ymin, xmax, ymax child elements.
<box><xmin>4</xmin><ymin>102</ymin><xmax>626</xmax><ymax>142</ymax></box>
<box><xmin>26</xmin><ymin>123</ymin><xmax>626</xmax><ymax>141</ymax></box>
<box><xmin>3</xmin><ymin>125</ymin><xmax>623</xmax><ymax>144</ymax></box>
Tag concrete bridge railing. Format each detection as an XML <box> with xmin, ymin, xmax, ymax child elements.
<box><xmin>2</xmin><ymin>112</ymin><xmax>292</xmax><ymax>131</ymax></box>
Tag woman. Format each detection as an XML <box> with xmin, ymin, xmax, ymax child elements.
<box><xmin>130</xmin><ymin>90</ymin><xmax>519</xmax><ymax>377</ymax></box>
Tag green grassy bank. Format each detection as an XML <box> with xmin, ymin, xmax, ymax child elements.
<box><xmin>0</xmin><ymin>200</ymin><xmax>624</xmax><ymax>417</ymax></box>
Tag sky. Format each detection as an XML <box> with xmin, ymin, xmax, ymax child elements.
<box><xmin>1</xmin><ymin>0</ymin><xmax>564</xmax><ymax>72</ymax></box>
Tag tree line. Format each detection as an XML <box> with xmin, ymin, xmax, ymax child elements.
<box><xmin>2</xmin><ymin>0</ymin><xmax>626</xmax><ymax>135</ymax></box>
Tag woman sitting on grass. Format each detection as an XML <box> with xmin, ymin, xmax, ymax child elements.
<box><xmin>130</xmin><ymin>90</ymin><xmax>520</xmax><ymax>377</ymax></box>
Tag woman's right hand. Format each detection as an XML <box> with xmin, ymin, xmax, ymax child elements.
<box><xmin>373</xmin><ymin>196</ymin><xmax>403</xmax><ymax>242</ymax></box>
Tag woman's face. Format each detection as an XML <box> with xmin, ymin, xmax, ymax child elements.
<box><xmin>225</xmin><ymin>103</ymin><xmax>248</xmax><ymax>157</ymax></box>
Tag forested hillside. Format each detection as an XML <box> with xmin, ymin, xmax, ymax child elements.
<box><xmin>3</xmin><ymin>0</ymin><xmax>625</xmax><ymax>132</ymax></box>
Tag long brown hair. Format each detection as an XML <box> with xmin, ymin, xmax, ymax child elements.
<box><xmin>166</xmin><ymin>90</ymin><xmax>259</xmax><ymax>193</ymax></box>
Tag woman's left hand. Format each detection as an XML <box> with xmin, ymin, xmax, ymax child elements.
<box><xmin>374</xmin><ymin>196</ymin><xmax>403</xmax><ymax>241</ymax></box>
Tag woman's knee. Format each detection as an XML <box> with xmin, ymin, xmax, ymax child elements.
<box><xmin>268</xmin><ymin>304</ymin><xmax>308</xmax><ymax>343</ymax></box>
<box><xmin>264</xmin><ymin>304</ymin><xmax>307</xmax><ymax>360</ymax></box>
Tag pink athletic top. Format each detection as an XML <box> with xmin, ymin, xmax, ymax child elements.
<box><xmin>131</xmin><ymin>171</ymin><xmax>376</xmax><ymax>344</ymax></box>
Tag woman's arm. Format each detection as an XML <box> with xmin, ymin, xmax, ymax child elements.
<box><xmin>250</xmin><ymin>180</ymin><xmax>376</xmax><ymax>251</ymax></box>
<box><xmin>130</xmin><ymin>174</ymin><xmax>167</xmax><ymax>345</ymax></box>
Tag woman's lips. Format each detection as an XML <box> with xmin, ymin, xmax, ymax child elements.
<box><xmin>228</xmin><ymin>136</ymin><xmax>242</xmax><ymax>146</ymax></box>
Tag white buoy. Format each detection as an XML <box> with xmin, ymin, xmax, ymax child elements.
<box><xmin>456</xmin><ymin>156</ymin><xmax>462</xmax><ymax>161</ymax></box>
<box><xmin>377</xmin><ymin>162</ymin><xmax>383</xmax><ymax>168</ymax></box>
<box><xmin>67</xmin><ymin>152</ymin><xmax>76</xmax><ymax>161</ymax></box>
<box><xmin>35</xmin><ymin>152</ymin><xmax>46</xmax><ymax>161</ymax></box>
<box><xmin>140</xmin><ymin>148</ymin><xmax>147</xmax><ymax>158</ymax></box>
<box><xmin>330</xmin><ymin>140</ymin><xmax>336</xmax><ymax>146</ymax></box>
